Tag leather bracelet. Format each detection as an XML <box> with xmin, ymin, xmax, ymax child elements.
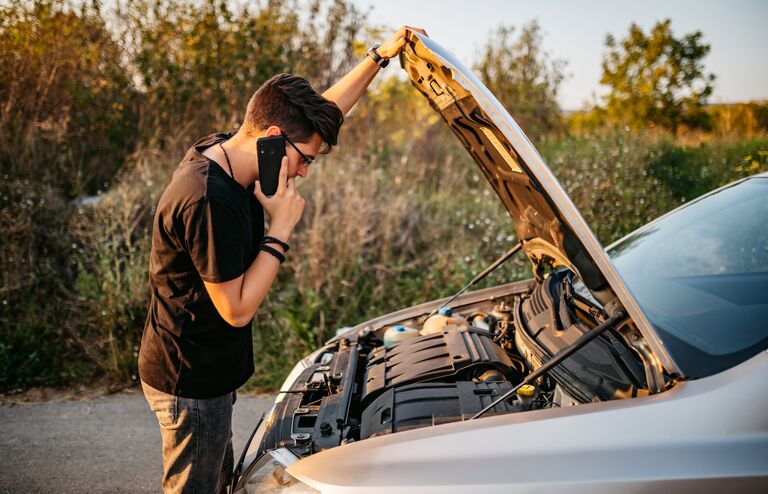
<box><xmin>261</xmin><ymin>235</ymin><xmax>289</xmax><ymax>252</ymax></box>
<box><xmin>258</xmin><ymin>243</ymin><xmax>286</xmax><ymax>264</ymax></box>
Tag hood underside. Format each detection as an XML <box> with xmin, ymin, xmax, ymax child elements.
<box><xmin>399</xmin><ymin>31</ymin><xmax>680</xmax><ymax>380</ymax></box>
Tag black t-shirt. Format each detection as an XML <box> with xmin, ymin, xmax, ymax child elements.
<box><xmin>138</xmin><ymin>131</ymin><xmax>264</xmax><ymax>398</ymax></box>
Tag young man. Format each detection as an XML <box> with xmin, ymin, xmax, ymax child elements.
<box><xmin>138</xmin><ymin>26</ymin><xmax>427</xmax><ymax>494</ymax></box>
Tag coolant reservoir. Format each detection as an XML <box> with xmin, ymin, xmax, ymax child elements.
<box><xmin>420</xmin><ymin>307</ymin><xmax>467</xmax><ymax>336</ymax></box>
<box><xmin>383</xmin><ymin>325</ymin><xmax>419</xmax><ymax>348</ymax></box>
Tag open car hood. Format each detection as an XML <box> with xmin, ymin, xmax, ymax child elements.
<box><xmin>400</xmin><ymin>31</ymin><xmax>681</xmax><ymax>382</ymax></box>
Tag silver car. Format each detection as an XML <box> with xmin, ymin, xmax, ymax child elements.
<box><xmin>232</xmin><ymin>30</ymin><xmax>768</xmax><ymax>493</ymax></box>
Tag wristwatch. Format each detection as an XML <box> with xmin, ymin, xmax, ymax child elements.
<box><xmin>367</xmin><ymin>43</ymin><xmax>389</xmax><ymax>68</ymax></box>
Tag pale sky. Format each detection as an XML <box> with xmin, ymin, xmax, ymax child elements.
<box><xmin>352</xmin><ymin>0</ymin><xmax>768</xmax><ymax>110</ymax></box>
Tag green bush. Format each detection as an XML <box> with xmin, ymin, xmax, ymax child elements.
<box><xmin>0</xmin><ymin>0</ymin><xmax>139</xmax><ymax>198</ymax></box>
<box><xmin>541</xmin><ymin>129</ymin><xmax>768</xmax><ymax>245</ymax></box>
<box><xmin>0</xmin><ymin>0</ymin><xmax>367</xmax><ymax>392</ymax></box>
<box><xmin>540</xmin><ymin>129</ymin><xmax>679</xmax><ymax>244</ymax></box>
<box><xmin>67</xmin><ymin>151</ymin><xmax>170</xmax><ymax>384</ymax></box>
<box><xmin>0</xmin><ymin>179</ymin><xmax>78</xmax><ymax>390</ymax></box>
<box><xmin>121</xmin><ymin>0</ymin><xmax>364</xmax><ymax>146</ymax></box>
<box><xmin>648</xmin><ymin>137</ymin><xmax>768</xmax><ymax>201</ymax></box>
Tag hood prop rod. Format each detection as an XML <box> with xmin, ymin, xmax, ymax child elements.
<box><xmin>427</xmin><ymin>242</ymin><xmax>523</xmax><ymax>318</ymax></box>
<box><xmin>470</xmin><ymin>310</ymin><xmax>628</xmax><ymax>420</ymax></box>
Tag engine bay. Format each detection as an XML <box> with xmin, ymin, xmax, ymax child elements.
<box><xmin>258</xmin><ymin>272</ymin><xmax>650</xmax><ymax>458</ymax></box>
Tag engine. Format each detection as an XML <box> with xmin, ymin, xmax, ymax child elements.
<box><xmin>362</xmin><ymin>325</ymin><xmax>521</xmax><ymax>407</ymax></box>
<box><xmin>257</xmin><ymin>291</ymin><xmax>567</xmax><ymax>457</ymax></box>
<box><xmin>361</xmin><ymin>381</ymin><xmax>523</xmax><ymax>439</ymax></box>
<box><xmin>255</xmin><ymin>271</ymin><xmax>655</xmax><ymax>461</ymax></box>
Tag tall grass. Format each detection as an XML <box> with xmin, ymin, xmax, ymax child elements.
<box><xmin>0</xmin><ymin>0</ymin><xmax>367</xmax><ymax>391</ymax></box>
<box><xmin>3</xmin><ymin>103</ymin><xmax>767</xmax><ymax>392</ymax></box>
<box><xmin>244</xmin><ymin>114</ymin><xmax>768</xmax><ymax>390</ymax></box>
<box><xmin>0</xmin><ymin>179</ymin><xmax>75</xmax><ymax>389</ymax></box>
<box><xmin>67</xmin><ymin>144</ymin><xmax>172</xmax><ymax>384</ymax></box>
<box><xmin>2</xmin><ymin>98</ymin><xmax>767</xmax><ymax>393</ymax></box>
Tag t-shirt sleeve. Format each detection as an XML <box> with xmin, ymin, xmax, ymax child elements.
<box><xmin>182</xmin><ymin>197</ymin><xmax>246</xmax><ymax>283</ymax></box>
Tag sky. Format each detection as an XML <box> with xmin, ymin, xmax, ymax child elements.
<box><xmin>351</xmin><ymin>0</ymin><xmax>768</xmax><ymax>111</ymax></box>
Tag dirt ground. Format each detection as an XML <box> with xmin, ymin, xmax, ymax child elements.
<box><xmin>0</xmin><ymin>386</ymin><xmax>275</xmax><ymax>493</ymax></box>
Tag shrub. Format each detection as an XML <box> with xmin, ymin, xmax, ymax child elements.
<box><xmin>0</xmin><ymin>0</ymin><xmax>139</xmax><ymax>198</ymax></box>
<box><xmin>648</xmin><ymin>137</ymin><xmax>768</xmax><ymax>202</ymax></box>
<box><xmin>0</xmin><ymin>179</ymin><xmax>76</xmax><ymax>390</ymax></box>
<box><xmin>540</xmin><ymin>128</ymin><xmax>679</xmax><ymax>244</ymax></box>
<box><xmin>68</xmin><ymin>146</ymin><xmax>171</xmax><ymax>384</ymax></box>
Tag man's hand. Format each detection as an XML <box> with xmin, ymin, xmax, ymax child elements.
<box><xmin>377</xmin><ymin>26</ymin><xmax>429</xmax><ymax>60</ymax></box>
<box><xmin>253</xmin><ymin>156</ymin><xmax>306</xmax><ymax>241</ymax></box>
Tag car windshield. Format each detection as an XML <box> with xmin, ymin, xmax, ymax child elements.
<box><xmin>607</xmin><ymin>177</ymin><xmax>768</xmax><ymax>378</ymax></box>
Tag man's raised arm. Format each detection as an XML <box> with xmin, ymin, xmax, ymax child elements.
<box><xmin>323</xmin><ymin>26</ymin><xmax>428</xmax><ymax>115</ymax></box>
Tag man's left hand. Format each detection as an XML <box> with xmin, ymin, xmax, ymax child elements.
<box><xmin>377</xmin><ymin>26</ymin><xmax>429</xmax><ymax>59</ymax></box>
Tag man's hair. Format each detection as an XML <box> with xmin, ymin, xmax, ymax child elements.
<box><xmin>243</xmin><ymin>73</ymin><xmax>344</xmax><ymax>153</ymax></box>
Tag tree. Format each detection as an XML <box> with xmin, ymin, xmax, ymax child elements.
<box><xmin>600</xmin><ymin>19</ymin><xmax>715</xmax><ymax>132</ymax></box>
<box><xmin>475</xmin><ymin>21</ymin><xmax>566</xmax><ymax>140</ymax></box>
<box><xmin>117</xmin><ymin>0</ymin><xmax>365</xmax><ymax>145</ymax></box>
<box><xmin>0</xmin><ymin>0</ymin><xmax>139</xmax><ymax>197</ymax></box>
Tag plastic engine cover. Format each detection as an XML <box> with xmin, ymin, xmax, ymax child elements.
<box><xmin>362</xmin><ymin>326</ymin><xmax>516</xmax><ymax>406</ymax></box>
<box><xmin>361</xmin><ymin>381</ymin><xmax>522</xmax><ymax>438</ymax></box>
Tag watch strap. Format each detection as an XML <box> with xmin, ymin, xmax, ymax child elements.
<box><xmin>367</xmin><ymin>43</ymin><xmax>389</xmax><ymax>68</ymax></box>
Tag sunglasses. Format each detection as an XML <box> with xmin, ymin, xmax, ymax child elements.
<box><xmin>281</xmin><ymin>131</ymin><xmax>315</xmax><ymax>167</ymax></box>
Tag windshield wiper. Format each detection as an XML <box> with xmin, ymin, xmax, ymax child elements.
<box><xmin>427</xmin><ymin>242</ymin><xmax>523</xmax><ymax>318</ymax></box>
<box><xmin>470</xmin><ymin>310</ymin><xmax>628</xmax><ymax>420</ymax></box>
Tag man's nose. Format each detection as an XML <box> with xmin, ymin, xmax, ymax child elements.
<box><xmin>297</xmin><ymin>166</ymin><xmax>308</xmax><ymax>178</ymax></box>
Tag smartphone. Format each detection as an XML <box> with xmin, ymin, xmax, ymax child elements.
<box><xmin>257</xmin><ymin>135</ymin><xmax>285</xmax><ymax>196</ymax></box>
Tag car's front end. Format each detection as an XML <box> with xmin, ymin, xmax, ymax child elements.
<box><xmin>232</xmin><ymin>31</ymin><xmax>768</xmax><ymax>493</ymax></box>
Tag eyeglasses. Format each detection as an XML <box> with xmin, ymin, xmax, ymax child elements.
<box><xmin>281</xmin><ymin>131</ymin><xmax>315</xmax><ymax>167</ymax></box>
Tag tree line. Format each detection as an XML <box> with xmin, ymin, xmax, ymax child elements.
<box><xmin>1</xmin><ymin>0</ymin><xmax>764</xmax><ymax>200</ymax></box>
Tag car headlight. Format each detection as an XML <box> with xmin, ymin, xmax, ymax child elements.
<box><xmin>240</xmin><ymin>448</ymin><xmax>319</xmax><ymax>493</ymax></box>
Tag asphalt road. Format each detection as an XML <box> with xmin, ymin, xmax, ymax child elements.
<box><xmin>0</xmin><ymin>388</ymin><xmax>275</xmax><ymax>493</ymax></box>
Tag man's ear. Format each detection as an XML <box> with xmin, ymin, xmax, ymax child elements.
<box><xmin>264</xmin><ymin>125</ymin><xmax>281</xmax><ymax>137</ymax></box>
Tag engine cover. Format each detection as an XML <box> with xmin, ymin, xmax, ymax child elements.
<box><xmin>362</xmin><ymin>326</ymin><xmax>517</xmax><ymax>406</ymax></box>
<box><xmin>361</xmin><ymin>381</ymin><xmax>521</xmax><ymax>438</ymax></box>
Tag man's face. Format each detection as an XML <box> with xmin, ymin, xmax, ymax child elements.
<box><xmin>284</xmin><ymin>132</ymin><xmax>321</xmax><ymax>179</ymax></box>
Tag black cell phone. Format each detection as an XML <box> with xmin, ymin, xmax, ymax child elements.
<box><xmin>257</xmin><ymin>135</ymin><xmax>285</xmax><ymax>196</ymax></box>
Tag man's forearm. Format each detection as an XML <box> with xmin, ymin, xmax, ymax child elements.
<box><xmin>232</xmin><ymin>228</ymin><xmax>290</xmax><ymax>325</ymax></box>
<box><xmin>323</xmin><ymin>56</ymin><xmax>380</xmax><ymax>116</ymax></box>
<box><xmin>203</xmin><ymin>227</ymin><xmax>289</xmax><ymax>327</ymax></box>
<box><xmin>233</xmin><ymin>255</ymin><xmax>281</xmax><ymax>322</ymax></box>
<box><xmin>324</xmin><ymin>27</ymin><xmax>426</xmax><ymax>119</ymax></box>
